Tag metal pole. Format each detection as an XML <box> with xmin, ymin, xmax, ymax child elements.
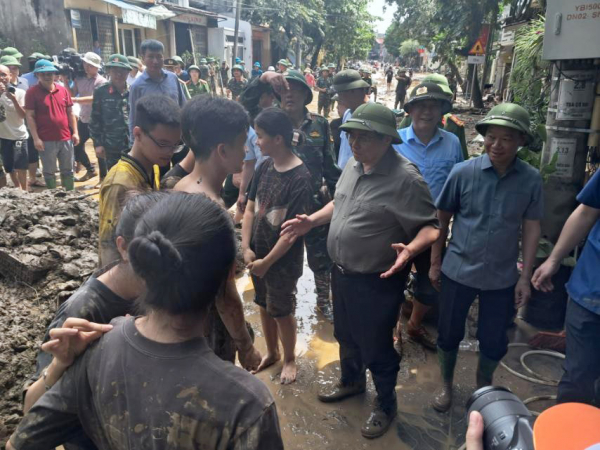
<box><xmin>469</xmin><ymin>64</ymin><xmax>476</xmax><ymax>107</ymax></box>
<box><xmin>232</xmin><ymin>0</ymin><xmax>242</xmax><ymax>69</ymax></box>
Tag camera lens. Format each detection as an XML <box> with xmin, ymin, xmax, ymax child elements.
<box><xmin>466</xmin><ymin>386</ymin><xmax>535</xmax><ymax>450</ymax></box>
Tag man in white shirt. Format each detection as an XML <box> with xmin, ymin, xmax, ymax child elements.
<box><xmin>0</xmin><ymin>65</ymin><xmax>29</xmax><ymax>190</ymax></box>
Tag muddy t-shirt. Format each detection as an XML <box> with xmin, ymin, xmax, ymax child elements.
<box><xmin>11</xmin><ymin>316</ymin><xmax>283</xmax><ymax>450</ymax></box>
<box><xmin>248</xmin><ymin>159</ymin><xmax>312</xmax><ymax>279</ymax></box>
<box><xmin>32</xmin><ymin>268</ymin><xmax>131</xmax><ymax>380</ymax></box>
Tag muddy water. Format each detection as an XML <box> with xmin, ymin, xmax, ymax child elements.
<box><xmin>236</xmin><ymin>258</ymin><xmax>560</xmax><ymax>449</ymax></box>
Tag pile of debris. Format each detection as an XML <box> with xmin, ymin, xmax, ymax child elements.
<box><xmin>0</xmin><ymin>188</ymin><xmax>99</xmax><ymax>445</ymax></box>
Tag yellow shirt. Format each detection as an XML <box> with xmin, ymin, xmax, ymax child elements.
<box><xmin>98</xmin><ymin>155</ymin><xmax>160</xmax><ymax>266</ymax></box>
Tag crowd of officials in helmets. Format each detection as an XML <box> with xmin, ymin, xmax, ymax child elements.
<box><xmin>3</xmin><ymin>37</ymin><xmax>600</xmax><ymax>449</ymax></box>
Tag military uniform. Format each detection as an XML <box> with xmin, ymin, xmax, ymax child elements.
<box><xmin>294</xmin><ymin>108</ymin><xmax>340</xmax><ymax>311</ymax></box>
<box><xmin>316</xmin><ymin>75</ymin><xmax>333</xmax><ymax>118</ymax></box>
<box><xmin>227</xmin><ymin>78</ymin><xmax>247</xmax><ymax>101</ymax></box>
<box><xmin>89</xmin><ymin>55</ymin><xmax>132</xmax><ymax>171</ymax></box>
<box><xmin>89</xmin><ymin>83</ymin><xmax>130</xmax><ymax>170</ymax></box>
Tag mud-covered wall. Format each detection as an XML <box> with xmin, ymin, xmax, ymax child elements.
<box><xmin>0</xmin><ymin>0</ymin><xmax>72</xmax><ymax>69</ymax></box>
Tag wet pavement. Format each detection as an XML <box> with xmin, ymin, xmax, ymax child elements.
<box><xmin>235</xmin><ymin>264</ymin><xmax>560</xmax><ymax>449</ymax></box>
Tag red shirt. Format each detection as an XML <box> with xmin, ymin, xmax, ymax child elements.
<box><xmin>25</xmin><ymin>84</ymin><xmax>73</xmax><ymax>141</ymax></box>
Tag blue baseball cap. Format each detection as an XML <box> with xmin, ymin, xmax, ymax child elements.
<box><xmin>235</xmin><ymin>57</ymin><xmax>241</xmax><ymax>63</ymax></box>
<box><xmin>254</xmin><ymin>61</ymin><xmax>261</xmax><ymax>67</ymax></box>
<box><xmin>34</xmin><ymin>59</ymin><xmax>58</xmax><ymax>73</ymax></box>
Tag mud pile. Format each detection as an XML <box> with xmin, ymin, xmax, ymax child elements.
<box><xmin>0</xmin><ymin>188</ymin><xmax>99</xmax><ymax>445</ymax></box>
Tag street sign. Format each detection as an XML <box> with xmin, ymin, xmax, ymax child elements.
<box><xmin>469</xmin><ymin>40</ymin><xmax>485</xmax><ymax>55</ymax></box>
<box><xmin>467</xmin><ymin>55</ymin><xmax>485</xmax><ymax>64</ymax></box>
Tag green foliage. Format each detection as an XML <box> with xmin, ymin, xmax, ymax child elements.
<box><xmin>517</xmin><ymin>147</ymin><xmax>558</xmax><ymax>182</ymax></box>
<box><xmin>242</xmin><ymin>0</ymin><xmax>375</xmax><ymax>64</ymax></box>
<box><xmin>510</xmin><ymin>16</ymin><xmax>550</xmax><ymax>151</ymax></box>
<box><xmin>399</xmin><ymin>39</ymin><xmax>419</xmax><ymax>57</ymax></box>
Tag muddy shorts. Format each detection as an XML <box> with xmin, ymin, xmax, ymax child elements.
<box><xmin>252</xmin><ymin>271</ymin><xmax>299</xmax><ymax>318</ymax></box>
<box><xmin>0</xmin><ymin>138</ymin><xmax>28</xmax><ymax>173</ymax></box>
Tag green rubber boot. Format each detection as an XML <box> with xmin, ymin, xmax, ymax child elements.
<box><xmin>61</xmin><ymin>175</ymin><xmax>75</xmax><ymax>191</ymax></box>
<box><xmin>44</xmin><ymin>177</ymin><xmax>57</xmax><ymax>189</ymax></box>
<box><xmin>476</xmin><ymin>354</ymin><xmax>500</xmax><ymax>389</ymax></box>
<box><xmin>432</xmin><ymin>347</ymin><xmax>458</xmax><ymax>412</ymax></box>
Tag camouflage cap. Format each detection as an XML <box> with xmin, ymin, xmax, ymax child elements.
<box><xmin>332</xmin><ymin>69</ymin><xmax>369</xmax><ymax>92</ymax></box>
<box><xmin>105</xmin><ymin>54</ymin><xmax>132</xmax><ymax>70</ymax></box>
<box><xmin>404</xmin><ymin>82</ymin><xmax>452</xmax><ymax>115</ymax></box>
<box><xmin>475</xmin><ymin>103</ymin><xmax>534</xmax><ymax>144</ymax></box>
<box><xmin>339</xmin><ymin>102</ymin><xmax>402</xmax><ymax>144</ymax></box>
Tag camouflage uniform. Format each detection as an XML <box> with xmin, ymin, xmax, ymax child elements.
<box><xmin>316</xmin><ymin>76</ymin><xmax>333</xmax><ymax>118</ymax></box>
<box><xmin>294</xmin><ymin>109</ymin><xmax>341</xmax><ymax>310</ymax></box>
<box><xmin>89</xmin><ymin>82</ymin><xmax>130</xmax><ymax>170</ymax></box>
<box><xmin>227</xmin><ymin>78</ymin><xmax>248</xmax><ymax>101</ymax></box>
<box><xmin>399</xmin><ymin>113</ymin><xmax>468</xmax><ymax>160</ymax></box>
<box><xmin>188</xmin><ymin>79</ymin><xmax>210</xmax><ymax>97</ymax></box>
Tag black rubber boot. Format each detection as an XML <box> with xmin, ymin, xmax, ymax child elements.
<box><xmin>432</xmin><ymin>347</ymin><xmax>458</xmax><ymax>412</ymax></box>
<box><xmin>476</xmin><ymin>353</ymin><xmax>500</xmax><ymax>389</ymax></box>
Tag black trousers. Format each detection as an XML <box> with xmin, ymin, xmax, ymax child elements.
<box><xmin>437</xmin><ymin>274</ymin><xmax>515</xmax><ymax>361</ymax></box>
<box><xmin>332</xmin><ymin>265</ymin><xmax>409</xmax><ymax>408</ymax></box>
<box><xmin>74</xmin><ymin>121</ymin><xmax>93</xmax><ymax>171</ymax></box>
<box><xmin>558</xmin><ymin>299</ymin><xmax>600</xmax><ymax>406</ymax></box>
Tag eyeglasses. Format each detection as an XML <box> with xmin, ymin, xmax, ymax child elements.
<box><xmin>143</xmin><ymin>130</ymin><xmax>184</xmax><ymax>153</ymax></box>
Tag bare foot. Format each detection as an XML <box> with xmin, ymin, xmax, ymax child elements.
<box><xmin>280</xmin><ymin>359</ymin><xmax>297</xmax><ymax>385</ymax></box>
<box><xmin>251</xmin><ymin>352</ymin><xmax>281</xmax><ymax>374</ymax></box>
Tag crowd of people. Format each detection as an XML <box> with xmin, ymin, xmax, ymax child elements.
<box><xmin>2</xmin><ymin>38</ymin><xmax>599</xmax><ymax>449</ymax></box>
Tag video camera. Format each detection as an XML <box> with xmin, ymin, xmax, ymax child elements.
<box><xmin>467</xmin><ymin>386</ymin><xmax>535</xmax><ymax>450</ymax></box>
<box><xmin>57</xmin><ymin>48</ymin><xmax>85</xmax><ymax>79</ymax></box>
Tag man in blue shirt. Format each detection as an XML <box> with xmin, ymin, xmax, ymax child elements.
<box><xmin>129</xmin><ymin>40</ymin><xmax>186</xmax><ymax>142</ymax></box>
<box><xmin>431</xmin><ymin>103</ymin><xmax>543</xmax><ymax>412</ymax></box>
<box><xmin>333</xmin><ymin>69</ymin><xmax>370</xmax><ymax>170</ymax></box>
<box><xmin>392</xmin><ymin>82</ymin><xmax>463</xmax><ymax>351</ymax></box>
<box><xmin>532</xmin><ymin>169</ymin><xmax>600</xmax><ymax>406</ymax></box>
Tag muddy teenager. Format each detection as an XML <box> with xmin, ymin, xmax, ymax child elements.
<box><xmin>174</xmin><ymin>96</ymin><xmax>261</xmax><ymax>370</ymax></box>
<box><xmin>8</xmin><ymin>192</ymin><xmax>284</xmax><ymax>450</ymax></box>
<box><xmin>241</xmin><ymin>108</ymin><xmax>312</xmax><ymax>384</ymax></box>
<box><xmin>20</xmin><ymin>191</ymin><xmax>168</xmax><ymax>448</ymax></box>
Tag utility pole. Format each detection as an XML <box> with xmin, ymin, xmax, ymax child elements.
<box><xmin>232</xmin><ymin>0</ymin><xmax>242</xmax><ymax>69</ymax></box>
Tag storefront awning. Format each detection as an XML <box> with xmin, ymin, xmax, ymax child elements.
<box><xmin>102</xmin><ymin>0</ymin><xmax>157</xmax><ymax>29</ymax></box>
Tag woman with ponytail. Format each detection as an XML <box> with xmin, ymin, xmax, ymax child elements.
<box><xmin>8</xmin><ymin>192</ymin><xmax>283</xmax><ymax>450</ymax></box>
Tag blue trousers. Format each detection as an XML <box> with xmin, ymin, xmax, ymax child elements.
<box><xmin>558</xmin><ymin>299</ymin><xmax>600</xmax><ymax>406</ymax></box>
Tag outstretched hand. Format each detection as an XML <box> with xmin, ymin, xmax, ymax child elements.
<box><xmin>41</xmin><ymin>318</ymin><xmax>113</xmax><ymax>369</ymax></box>
<box><xmin>380</xmin><ymin>243</ymin><xmax>413</xmax><ymax>279</ymax></box>
<box><xmin>280</xmin><ymin>214</ymin><xmax>313</xmax><ymax>240</ymax></box>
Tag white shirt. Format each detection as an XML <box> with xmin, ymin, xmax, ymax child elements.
<box><xmin>127</xmin><ymin>71</ymin><xmax>142</xmax><ymax>87</ymax></box>
<box><xmin>0</xmin><ymin>88</ymin><xmax>28</xmax><ymax>141</ymax></box>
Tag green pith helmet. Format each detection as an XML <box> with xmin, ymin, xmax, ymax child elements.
<box><xmin>188</xmin><ymin>65</ymin><xmax>201</xmax><ymax>73</ymax></box>
<box><xmin>332</xmin><ymin>69</ymin><xmax>369</xmax><ymax>92</ymax></box>
<box><xmin>0</xmin><ymin>55</ymin><xmax>21</xmax><ymax>67</ymax></box>
<box><xmin>172</xmin><ymin>55</ymin><xmax>183</xmax><ymax>62</ymax></box>
<box><xmin>339</xmin><ymin>103</ymin><xmax>402</xmax><ymax>144</ymax></box>
<box><xmin>277</xmin><ymin>59</ymin><xmax>290</xmax><ymax>67</ymax></box>
<box><xmin>475</xmin><ymin>103</ymin><xmax>534</xmax><ymax>144</ymax></box>
<box><xmin>2</xmin><ymin>47</ymin><xmax>23</xmax><ymax>59</ymax></box>
<box><xmin>200</xmin><ymin>58</ymin><xmax>208</xmax><ymax>64</ymax></box>
<box><xmin>28</xmin><ymin>52</ymin><xmax>44</xmax><ymax>60</ymax></box>
<box><xmin>319</xmin><ymin>66</ymin><xmax>330</xmax><ymax>73</ymax></box>
<box><xmin>279</xmin><ymin>69</ymin><xmax>313</xmax><ymax>104</ymax></box>
<box><xmin>404</xmin><ymin>82</ymin><xmax>453</xmax><ymax>115</ymax></box>
<box><xmin>105</xmin><ymin>54</ymin><xmax>132</xmax><ymax>70</ymax></box>
<box><xmin>164</xmin><ymin>58</ymin><xmax>177</xmax><ymax>66</ymax></box>
<box><xmin>207</xmin><ymin>57</ymin><xmax>215</xmax><ymax>63</ymax></box>
<box><xmin>422</xmin><ymin>73</ymin><xmax>453</xmax><ymax>97</ymax></box>
<box><xmin>328</xmin><ymin>63</ymin><xmax>335</xmax><ymax>69</ymax></box>
<box><xmin>127</xmin><ymin>56</ymin><xmax>140</xmax><ymax>66</ymax></box>
<box><xmin>232</xmin><ymin>64</ymin><xmax>244</xmax><ymax>73</ymax></box>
